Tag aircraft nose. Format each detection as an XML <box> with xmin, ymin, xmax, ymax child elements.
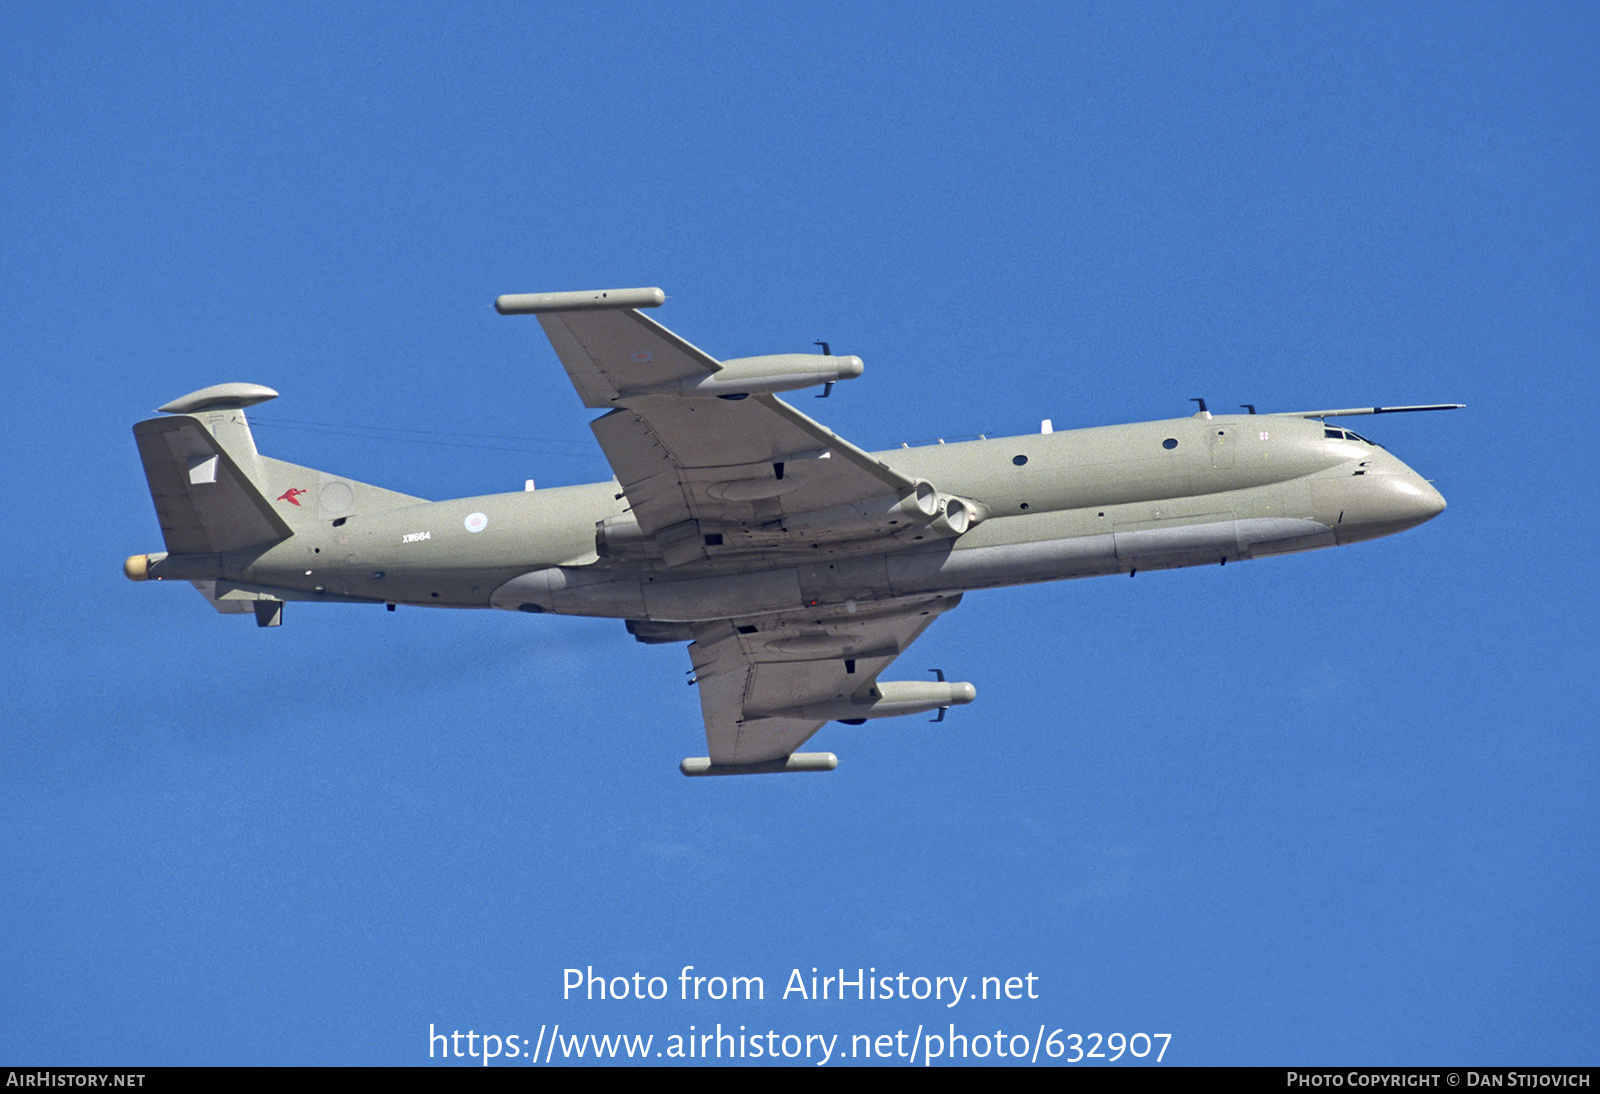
<box><xmin>1327</xmin><ymin>462</ymin><xmax>1446</xmax><ymax>544</ymax></box>
<box><xmin>1380</xmin><ymin>471</ymin><xmax>1446</xmax><ymax>526</ymax></box>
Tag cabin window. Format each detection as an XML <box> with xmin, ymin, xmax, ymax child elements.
<box><xmin>1162</xmin><ymin>438</ymin><xmax>1178</xmax><ymax>450</ymax></box>
<box><xmin>1012</xmin><ymin>454</ymin><xmax>1028</xmax><ymax>466</ymax></box>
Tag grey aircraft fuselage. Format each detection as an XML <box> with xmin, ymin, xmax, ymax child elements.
<box><xmin>125</xmin><ymin>287</ymin><xmax>1452</xmax><ymax>774</ymax></box>
<box><xmin>131</xmin><ymin>411</ymin><xmax>1443</xmax><ymax>620</ymax></box>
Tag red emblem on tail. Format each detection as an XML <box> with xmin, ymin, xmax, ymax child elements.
<box><xmin>277</xmin><ymin>488</ymin><xmax>306</xmax><ymax>507</ymax></box>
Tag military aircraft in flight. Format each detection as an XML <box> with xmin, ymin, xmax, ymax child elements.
<box><xmin>125</xmin><ymin>287</ymin><xmax>1457</xmax><ymax>776</ymax></box>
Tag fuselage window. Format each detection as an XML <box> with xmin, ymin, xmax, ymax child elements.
<box><xmin>1162</xmin><ymin>438</ymin><xmax>1178</xmax><ymax>450</ymax></box>
<box><xmin>1012</xmin><ymin>454</ymin><xmax>1028</xmax><ymax>466</ymax></box>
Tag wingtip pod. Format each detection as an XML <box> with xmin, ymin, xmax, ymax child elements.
<box><xmin>680</xmin><ymin>752</ymin><xmax>839</xmax><ymax>777</ymax></box>
<box><xmin>124</xmin><ymin>554</ymin><xmax>151</xmax><ymax>581</ymax></box>
<box><xmin>495</xmin><ymin>287</ymin><xmax>666</xmax><ymax>315</ymax></box>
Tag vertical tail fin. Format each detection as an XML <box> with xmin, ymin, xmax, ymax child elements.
<box><xmin>133</xmin><ymin>384</ymin><xmax>292</xmax><ymax>555</ymax></box>
<box><xmin>133</xmin><ymin>381</ymin><xmax>428</xmax><ymax>552</ymax></box>
<box><xmin>129</xmin><ymin>383</ymin><xmax>430</xmax><ymax>624</ymax></box>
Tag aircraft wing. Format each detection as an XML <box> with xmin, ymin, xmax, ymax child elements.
<box><xmin>588</xmin><ymin>391</ymin><xmax>915</xmax><ymax>551</ymax></box>
<box><xmin>497</xmin><ymin>289</ymin><xmax>981</xmax><ymax>772</ymax></box>
<box><xmin>685</xmin><ymin>594</ymin><xmax>963</xmax><ymax>772</ymax></box>
<box><xmin>502</xmin><ymin>288</ymin><xmax>973</xmax><ymax>566</ymax></box>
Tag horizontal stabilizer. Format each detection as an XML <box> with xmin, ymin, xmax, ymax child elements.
<box><xmin>186</xmin><ymin>581</ymin><xmax>283</xmax><ymax>626</ymax></box>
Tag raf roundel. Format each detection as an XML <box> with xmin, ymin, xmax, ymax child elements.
<box><xmin>464</xmin><ymin>512</ymin><xmax>488</xmax><ymax>534</ymax></box>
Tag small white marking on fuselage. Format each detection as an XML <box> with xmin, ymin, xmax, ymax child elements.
<box><xmin>402</xmin><ymin>531</ymin><xmax>432</xmax><ymax>543</ymax></box>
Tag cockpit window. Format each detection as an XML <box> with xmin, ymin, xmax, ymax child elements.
<box><xmin>1324</xmin><ymin>427</ymin><xmax>1384</xmax><ymax>449</ymax></box>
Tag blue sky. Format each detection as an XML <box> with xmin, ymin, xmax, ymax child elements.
<box><xmin>3</xmin><ymin>0</ymin><xmax>1595</xmax><ymax>1066</ymax></box>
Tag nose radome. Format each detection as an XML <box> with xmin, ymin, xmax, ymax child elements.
<box><xmin>1322</xmin><ymin>459</ymin><xmax>1447</xmax><ymax>545</ymax></box>
<box><xmin>1392</xmin><ymin>472</ymin><xmax>1446</xmax><ymax>522</ymax></box>
<box><xmin>1420</xmin><ymin>478</ymin><xmax>1446</xmax><ymax>519</ymax></box>
<box><xmin>1358</xmin><ymin>469</ymin><xmax>1446</xmax><ymax>539</ymax></box>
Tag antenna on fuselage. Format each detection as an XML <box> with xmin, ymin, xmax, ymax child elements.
<box><xmin>1190</xmin><ymin>398</ymin><xmax>1210</xmax><ymax>418</ymax></box>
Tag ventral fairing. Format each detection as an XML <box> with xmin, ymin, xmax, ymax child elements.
<box><xmin>125</xmin><ymin>287</ymin><xmax>1457</xmax><ymax>776</ymax></box>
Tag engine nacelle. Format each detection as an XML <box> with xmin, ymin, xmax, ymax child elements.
<box><xmin>620</xmin><ymin>354</ymin><xmax>864</xmax><ymax>399</ymax></box>
<box><xmin>595</xmin><ymin>513</ymin><xmax>659</xmax><ymax>560</ymax></box>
